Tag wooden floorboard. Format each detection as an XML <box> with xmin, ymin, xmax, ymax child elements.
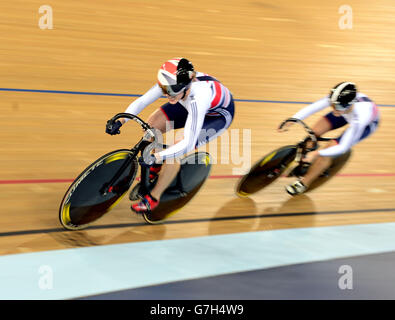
<box><xmin>0</xmin><ymin>0</ymin><xmax>394</xmax><ymax>254</ymax></box>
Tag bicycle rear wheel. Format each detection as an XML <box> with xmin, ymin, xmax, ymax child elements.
<box><xmin>236</xmin><ymin>145</ymin><xmax>297</xmax><ymax>197</ymax></box>
<box><xmin>307</xmin><ymin>150</ymin><xmax>352</xmax><ymax>192</ymax></box>
<box><xmin>143</xmin><ymin>152</ymin><xmax>212</xmax><ymax>224</ymax></box>
<box><xmin>59</xmin><ymin>149</ymin><xmax>138</xmax><ymax>230</ymax></box>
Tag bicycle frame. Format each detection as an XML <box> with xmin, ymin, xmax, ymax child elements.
<box><xmin>279</xmin><ymin>118</ymin><xmax>335</xmax><ymax>175</ymax></box>
<box><xmin>101</xmin><ymin>113</ymin><xmax>157</xmax><ymax>196</ymax></box>
<box><xmin>60</xmin><ymin>112</ymin><xmax>210</xmax><ymax>230</ymax></box>
<box><xmin>236</xmin><ymin>118</ymin><xmax>338</xmax><ymax>197</ymax></box>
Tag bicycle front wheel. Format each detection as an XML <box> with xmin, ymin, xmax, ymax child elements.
<box><xmin>59</xmin><ymin>149</ymin><xmax>138</xmax><ymax>230</ymax></box>
<box><xmin>236</xmin><ymin>145</ymin><xmax>297</xmax><ymax>197</ymax></box>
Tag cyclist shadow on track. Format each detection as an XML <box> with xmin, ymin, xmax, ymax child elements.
<box><xmin>208</xmin><ymin>193</ymin><xmax>318</xmax><ymax>235</ymax></box>
<box><xmin>258</xmin><ymin>194</ymin><xmax>317</xmax><ymax>229</ymax></box>
<box><xmin>208</xmin><ymin>197</ymin><xmax>259</xmax><ymax>235</ymax></box>
<box><xmin>50</xmin><ymin>230</ymin><xmax>107</xmax><ymax>248</ymax></box>
<box><xmin>51</xmin><ymin>218</ymin><xmax>167</xmax><ymax>248</ymax></box>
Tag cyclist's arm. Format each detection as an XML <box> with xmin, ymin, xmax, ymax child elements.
<box><xmin>122</xmin><ymin>84</ymin><xmax>163</xmax><ymax>123</ymax></box>
<box><xmin>292</xmin><ymin>97</ymin><xmax>331</xmax><ymax>120</ymax></box>
<box><xmin>156</xmin><ymin>95</ymin><xmax>210</xmax><ymax>161</ymax></box>
<box><xmin>318</xmin><ymin>117</ymin><xmax>365</xmax><ymax>157</ymax></box>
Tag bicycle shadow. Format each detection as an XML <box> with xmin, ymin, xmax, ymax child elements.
<box><xmin>49</xmin><ymin>230</ymin><xmax>107</xmax><ymax>248</ymax></box>
<box><xmin>258</xmin><ymin>194</ymin><xmax>317</xmax><ymax>229</ymax></box>
<box><xmin>50</xmin><ymin>218</ymin><xmax>167</xmax><ymax>248</ymax></box>
<box><xmin>208</xmin><ymin>197</ymin><xmax>259</xmax><ymax>235</ymax></box>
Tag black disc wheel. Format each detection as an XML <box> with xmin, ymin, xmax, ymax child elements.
<box><xmin>59</xmin><ymin>149</ymin><xmax>138</xmax><ymax>230</ymax></box>
<box><xmin>236</xmin><ymin>145</ymin><xmax>297</xmax><ymax>197</ymax></box>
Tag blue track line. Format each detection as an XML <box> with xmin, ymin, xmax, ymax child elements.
<box><xmin>1</xmin><ymin>87</ymin><xmax>395</xmax><ymax>107</ymax></box>
<box><xmin>0</xmin><ymin>87</ymin><xmax>141</xmax><ymax>97</ymax></box>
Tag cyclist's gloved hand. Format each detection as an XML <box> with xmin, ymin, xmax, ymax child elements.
<box><xmin>277</xmin><ymin>121</ymin><xmax>294</xmax><ymax>132</ymax></box>
<box><xmin>138</xmin><ymin>154</ymin><xmax>156</xmax><ymax>168</ymax></box>
<box><xmin>106</xmin><ymin>120</ymin><xmax>122</xmax><ymax>135</ymax></box>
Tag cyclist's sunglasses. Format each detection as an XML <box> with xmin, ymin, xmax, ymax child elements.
<box><xmin>159</xmin><ymin>83</ymin><xmax>186</xmax><ymax>97</ymax></box>
<box><xmin>331</xmin><ymin>100</ymin><xmax>356</xmax><ymax>111</ymax></box>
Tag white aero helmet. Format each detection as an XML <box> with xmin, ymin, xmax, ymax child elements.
<box><xmin>157</xmin><ymin>57</ymin><xmax>195</xmax><ymax>96</ymax></box>
<box><xmin>329</xmin><ymin>82</ymin><xmax>357</xmax><ymax>110</ymax></box>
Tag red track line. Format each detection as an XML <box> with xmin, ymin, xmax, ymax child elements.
<box><xmin>210</xmin><ymin>173</ymin><xmax>395</xmax><ymax>178</ymax></box>
<box><xmin>337</xmin><ymin>173</ymin><xmax>395</xmax><ymax>177</ymax></box>
<box><xmin>0</xmin><ymin>179</ymin><xmax>75</xmax><ymax>185</ymax></box>
<box><xmin>0</xmin><ymin>173</ymin><xmax>394</xmax><ymax>185</ymax></box>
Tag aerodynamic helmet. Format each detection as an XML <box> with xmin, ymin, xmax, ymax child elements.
<box><xmin>157</xmin><ymin>57</ymin><xmax>195</xmax><ymax>96</ymax></box>
<box><xmin>329</xmin><ymin>82</ymin><xmax>357</xmax><ymax>111</ymax></box>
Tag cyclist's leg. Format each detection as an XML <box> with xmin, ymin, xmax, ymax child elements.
<box><xmin>301</xmin><ymin>139</ymin><xmax>338</xmax><ymax>187</ymax></box>
<box><xmin>302</xmin><ymin>116</ymin><xmax>379</xmax><ymax>188</ymax></box>
<box><xmin>146</xmin><ymin>108</ymin><xmax>169</xmax><ymax>133</ymax></box>
<box><xmin>196</xmin><ymin>116</ymin><xmax>232</xmax><ymax>147</ymax></box>
<box><xmin>286</xmin><ymin>112</ymin><xmax>347</xmax><ymax>195</ymax></box>
<box><xmin>301</xmin><ymin>112</ymin><xmax>347</xmax><ymax>187</ymax></box>
<box><xmin>150</xmin><ymin>100</ymin><xmax>235</xmax><ymax>201</ymax></box>
<box><xmin>304</xmin><ymin>112</ymin><xmax>344</xmax><ymax>149</ymax></box>
<box><xmin>314</xmin><ymin>112</ymin><xmax>348</xmax><ymax>133</ymax></box>
<box><xmin>311</xmin><ymin>115</ymin><xmax>333</xmax><ymax>137</ymax></box>
<box><xmin>150</xmin><ymin>158</ymin><xmax>181</xmax><ymax>200</ymax></box>
<box><xmin>147</xmin><ymin>101</ymin><xmax>186</xmax><ymax>160</ymax></box>
<box><xmin>145</xmin><ymin>103</ymin><xmax>187</xmax><ymax>202</ymax></box>
<box><xmin>304</xmin><ymin>112</ymin><xmax>348</xmax><ymax>184</ymax></box>
<box><xmin>147</xmin><ymin>102</ymin><xmax>187</xmax><ymax>133</ymax></box>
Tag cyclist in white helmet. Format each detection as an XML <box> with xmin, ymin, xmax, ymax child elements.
<box><xmin>279</xmin><ymin>82</ymin><xmax>380</xmax><ymax>195</ymax></box>
<box><xmin>106</xmin><ymin>58</ymin><xmax>235</xmax><ymax>213</ymax></box>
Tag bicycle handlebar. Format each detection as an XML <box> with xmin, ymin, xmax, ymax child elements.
<box><xmin>279</xmin><ymin>118</ymin><xmax>335</xmax><ymax>142</ymax></box>
<box><xmin>109</xmin><ymin>113</ymin><xmax>156</xmax><ymax>140</ymax></box>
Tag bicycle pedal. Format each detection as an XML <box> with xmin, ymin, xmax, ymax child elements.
<box><xmin>149</xmin><ymin>175</ymin><xmax>158</xmax><ymax>184</ymax></box>
<box><xmin>290</xmin><ymin>163</ymin><xmax>310</xmax><ymax>178</ymax></box>
<box><xmin>129</xmin><ymin>184</ymin><xmax>144</xmax><ymax>201</ymax></box>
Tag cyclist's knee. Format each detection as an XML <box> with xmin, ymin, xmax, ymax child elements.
<box><xmin>326</xmin><ymin>139</ymin><xmax>338</xmax><ymax>147</ymax></box>
<box><xmin>147</xmin><ymin>108</ymin><xmax>169</xmax><ymax>133</ymax></box>
<box><xmin>312</xmin><ymin>116</ymin><xmax>333</xmax><ymax>137</ymax></box>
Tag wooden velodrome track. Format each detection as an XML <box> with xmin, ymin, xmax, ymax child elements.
<box><xmin>1</xmin><ymin>0</ymin><xmax>394</xmax><ymax>256</ymax></box>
